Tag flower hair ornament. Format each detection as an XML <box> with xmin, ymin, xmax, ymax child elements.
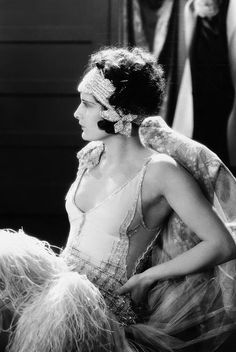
<box><xmin>78</xmin><ymin>67</ymin><xmax>139</xmax><ymax>137</ymax></box>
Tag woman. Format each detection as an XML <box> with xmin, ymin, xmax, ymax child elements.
<box><xmin>1</xmin><ymin>46</ymin><xmax>236</xmax><ymax>352</ymax></box>
<box><xmin>61</xmin><ymin>47</ymin><xmax>236</xmax><ymax>351</ymax></box>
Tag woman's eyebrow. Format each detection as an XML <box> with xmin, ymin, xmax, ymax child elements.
<box><xmin>81</xmin><ymin>98</ymin><xmax>96</xmax><ymax>104</ymax></box>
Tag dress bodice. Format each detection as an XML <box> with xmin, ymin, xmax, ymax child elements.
<box><xmin>62</xmin><ymin>152</ymin><xmax>161</xmax><ymax>325</ymax></box>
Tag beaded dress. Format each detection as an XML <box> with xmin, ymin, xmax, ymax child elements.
<box><xmin>62</xmin><ymin>144</ymin><xmax>160</xmax><ymax>326</ymax></box>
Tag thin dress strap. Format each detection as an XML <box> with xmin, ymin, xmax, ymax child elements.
<box><xmin>119</xmin><ymin>157</ymin><xmax>153</xmax><ymax>237</ymax></box>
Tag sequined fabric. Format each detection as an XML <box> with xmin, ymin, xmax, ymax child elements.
<box><xmin>62</xmin><ymin>151</ymin><xmax>159</xmax><ymax>326</ymax></box>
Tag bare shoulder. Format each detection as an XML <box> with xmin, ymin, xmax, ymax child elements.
<box><xmin>146</xmin><ymin>152</ymin><xmax>190</xmax><ymax>192</ymax></box>
<box><xmin>148</xmin><ymin>152</ymin><xmax>180</xmax><ymax>176</ymax></box>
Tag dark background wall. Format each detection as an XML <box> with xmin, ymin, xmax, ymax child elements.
<box><xmin>0</xmin><ymin>0</ymin><xmax>121</xmax><ymax>248</ymax></box>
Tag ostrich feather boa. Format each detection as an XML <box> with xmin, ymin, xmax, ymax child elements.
<box><xmin>0</xmin><ymin>229</ymin><xmax>128</xmax><ymax>352</ymax></box>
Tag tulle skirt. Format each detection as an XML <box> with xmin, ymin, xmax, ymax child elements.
<box><xmin>125</xmin><ymin>224</ymin><xmax>236</xmax><ymax>352</ymax></box>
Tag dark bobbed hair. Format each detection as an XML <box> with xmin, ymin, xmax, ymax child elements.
<box><xmin>86</xmin><ymin>47</ymin><xmax>165</xmax><ymax>134</ymax></box>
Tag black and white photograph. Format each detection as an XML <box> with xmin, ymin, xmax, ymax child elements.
<box><xmin>0</xmin><ymin>1</ymin><xmax>236</xmax><ymax>351</ymax></box>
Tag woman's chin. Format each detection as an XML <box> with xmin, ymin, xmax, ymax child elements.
<box><xmin>81</xmin><ymin>131</ymin><xmax>90</xmax><ymax>141</ymax></box>
<box><xmin>81</xmin><ymin>133</ymin><xmax>97</xmax><ymax>142</ymax></box>
<box><xmin>81</xmin><ymin>130</ymin><xmax>109</xmax><ymax>142</ymax></box>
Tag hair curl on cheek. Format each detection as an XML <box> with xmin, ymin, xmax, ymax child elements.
<box><xmin>97</xmin><ymin>119</ymin><xmax>116</xmax><ymax>135</ymax></box>
<box><xmin>96</xmin><ymin>104</ymin><xmax>116</xmax><ymax>135</ymax></box>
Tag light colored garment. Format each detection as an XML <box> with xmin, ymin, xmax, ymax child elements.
<box><xmin>63</xmin><ymin>154</ymin><xmax>160</xmax><ymax>325</ymax></box>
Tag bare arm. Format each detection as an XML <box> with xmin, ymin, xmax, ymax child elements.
<box><xmin>144</xmin><ymin>159</ymin><xmax>236</xmax><ymax>279</ymax></box>
<box><xmin>227</xmin><ymin>0</ymin><xmax>236</xmax><ymax>167</ymax></box>
<box><xmin>118</xmin><ymin>157</ymin><xmax>236</xmax><ymax>300</ymax></box>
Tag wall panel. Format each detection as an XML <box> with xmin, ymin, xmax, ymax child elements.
<box><xmin>0</xmin><ymin>0</ymin><xmax>119</xmax><ymax>246</ymax></box>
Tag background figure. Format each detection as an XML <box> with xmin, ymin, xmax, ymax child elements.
<box><xmin>122</xmin><ymin>0</ymin><xmax>236</xmax><ymax>173</ymax></box>
<box><xmin>173</xmin><ymin>0</ymin><xmax>236</xmax><ymax>174</ymax></box>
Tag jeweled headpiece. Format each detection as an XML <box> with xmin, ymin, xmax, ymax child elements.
<box><xmin>78</xmin><ymin>67</ymin><xmax>139</xmax><ymax>136</ymax></box>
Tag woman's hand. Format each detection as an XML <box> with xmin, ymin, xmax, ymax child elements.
<box><xmin>116</xmin><ymin>272</ymin><xmax>154</xmax><ymax>304</ymax></box>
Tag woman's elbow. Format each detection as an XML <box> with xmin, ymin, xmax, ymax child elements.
<box><xmin>216</xmin><ymin>235</ymin><xmax>236</xmax><ymax>263</ymax></box>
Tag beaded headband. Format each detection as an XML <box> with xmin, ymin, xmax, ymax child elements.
<box><xmin>78</xmin><ymin>67</ymin><xmax>139</xmax><ymax>136</ymax></box>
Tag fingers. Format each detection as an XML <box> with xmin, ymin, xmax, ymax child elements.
<box><xmin>116</xmin><ymin>286</ymin><xmax>141</xmax><ymax>304</ymax></box>
<box><xmin>116</xmin><ymin>283</ymin><xmax>129</xmax><ymax>295</ymax></box>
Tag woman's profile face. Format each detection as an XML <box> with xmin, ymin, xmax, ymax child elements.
<box><xmin>74</xmin><ymin>92</ymin><xmax>108</xmax><ymax>141</ymax></box>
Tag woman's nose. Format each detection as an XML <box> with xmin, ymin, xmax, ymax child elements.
<box><xmin>74</xmin><ymin>106</ymin><xmax>81</xmax><ymax>120</ymax></box>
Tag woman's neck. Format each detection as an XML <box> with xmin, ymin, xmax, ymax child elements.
<box><xmin>101</xmin><ymin>134</ymin><xmax>151</xmax><ymax>167</ymax></box>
